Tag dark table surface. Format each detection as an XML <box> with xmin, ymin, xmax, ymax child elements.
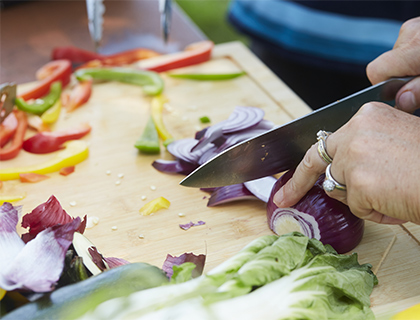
<box><xmin>0</xmin><ymin>0</ymin><xmax>206</xmax><ymax>84</ymax></box>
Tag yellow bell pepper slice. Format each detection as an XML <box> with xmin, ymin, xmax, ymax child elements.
<box><xmin>392</xmin><ymin>303</ymin><xmax>420</xmax><ymax>319</ymax></box>
<box><xmin>41</xmin><ymin>98</ymin><xmax>62</xmax><ymax>124</ymax></box>
<box><xmin>0</xmin><ymin>288</ymin><xmax>6</xmax><ymax>300</ymax></box>
<box><xmin>139</xmin><ymin>196</ymin><xmax>170</xmax><ymax>216</ymax></box>
<box><xmin>151</xmin><ymin>95</ymin><xmax>174</xmax><ymax>146</ymax></box>
<box><xmin>0</xmin><ymin>193</ymin><xmax>26</xmax><ymax>205</ymax></box>
<box><xmin>0</xmin><ymin>140</ymin><xmax>89</xmax><ymax>181</ymax></box>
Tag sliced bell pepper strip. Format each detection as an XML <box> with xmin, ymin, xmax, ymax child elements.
<box><xmin>63</xmin><ymin>79</ymin><xmax>93</xmax><ymax>112</ymax></box>
<box><xmin>0</xmin><ymin>110</ymin><xmax>28</xmax><ymax>161</ymax></box>
<box><xmin>22</xmin><ymin>123</ymin><xmax>91</xmax><ymax>154</ymax></box>
<box><xmin>168</xmin><ymin>71</ymin><xmax>246</xmax><ymax>80</ymax></box>
<box><xmin>19</xmin><ymin>60</ymin><xmax>72</xmax><ymax>101</ymax></box>
<box><xmin>27</xmin><ymin>114</ymin><xmax>51</xmax><ymax>132</ymax></box>
<box><xmin>0</xmin><ymin>112</ymin><xmax>18</xmax><ymax>148</ymax></box>
<box><xmin>52</xmin><ymin>46</ymin><xmax>160</xmax><ymax>67</ymax></box>
<box><xmin>0</xmin><ymin>193</ymin><xmax>26</xmax><ymax>205</ymax></box>
<box><xmin>134</xmin><ymin>116</ymin><xmax>161</xmax><ymax>154</ymax></box>
<box><xmin>15</xmin><ymin>81</ymin><xmax>62</xmax><ymax>115</ymax></box>
<box><xmin>0</xmin><ymin>288</ymin><xmax>5</xmax><ymax>300</ymax></box>
<box><xmin>0</xmin><ymin>140</ymin><xmax>89</xmax><ymax>181</ymax></box>
<box><xmin>40</xmin><ymin>98</ymin><xmax>61</xmax><ymax>124</ymax></box>
<box><xmin>74</xmin><ymin>67</ymin><xmax>164</xmax><ymax>96</ymax></box>
<box><xmin>141</xmin><ymin>41</ymin><xmax>214</xmax><ymax>73</ymax></box>
<box><xmin>19</xmin><ymin>173</ymin><xmax>50</xmax><ymax>183</ymax></box>
<box><xmin>151</xmin><ymin>95</ymin><xmax>174</xmax><ymax>146</ymax></box>
<box><xmin>139</xmin><ymin>196</ymin><xmax>170</xmax><ymax>216</ymax></box>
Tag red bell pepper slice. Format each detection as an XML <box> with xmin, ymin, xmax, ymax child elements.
<box><xmin>19</xmin><ymin>173</ymin><xmax>50</xmax><ymax>183</ymax></box>
<box><xmin>0</xmin><ymin>112</ymin><xmax>18</xmax><ymax>148</ymax></box>
<box><xmin>52</xmin><ymin>46</ymin><xmax>161</xmax><ymax>68</ymax></box>
<box><xmin>59</xmin><ymin>166</ymin><xmax>75</xmax><ymax>176</ymax></box>
<box><xmin>19</xmin><ymin>60</ymin><xmax>72</xmax><ymax>101</ymax></box>
<box><xmin>142</xmin><ymin>41</ymin><xmax>214</xmax><ymax>73</ymax></box>
<box><xmin>64</xmin><ymin>79</ymin><xmax>93</xmax><ymax>112</ymax></box>
<box><xmin>0</xmin><ymin>110</ymin><xmax>28</xmax><ymax>161</ymax></box>
<box><xmin>22</xmin><ymin>123</ymin><xmax>91</xmax><ymax>154</ymax></box>
<box><xmin>52</xmin><ymin>46</ymin><xmax>104</xmax><ymax>63</ymax></box>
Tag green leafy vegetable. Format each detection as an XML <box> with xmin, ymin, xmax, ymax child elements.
<box><xmin>76</xmin><ymin>233</ymin><xmax>377</xmax><ymax>320</ymax></box>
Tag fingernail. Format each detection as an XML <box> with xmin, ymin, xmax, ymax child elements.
<box><xmin>273</xmin><ymin>187</ymin><xmax>284</xmax><ymax>207</ymax></box>
<box><xmin>397</xmin><ymin>91</ymin><xmax>416</xmax><ymax>111</ymax></box>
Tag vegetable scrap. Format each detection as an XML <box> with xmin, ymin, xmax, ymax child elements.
<box><xmin>0</xmin><ymin>110</ymin><xmax>28</xmax><ymax>161</ymax></box>
<box><xmin>59</xmin><ymin>166</ymin><xmax>75</xmax><ymax>176</ymax></box>
<box><xmin>63</xmin><ymin>79</ymin><xmax>92</xmax><ymax>112</ymax></box>
<box><xmin>162</xmin><ymin>252</ymin><xmax>206</xmax><ymax>280</ymax></box>
<box><xmin>199</xmin><ymin>115</ymin><xmax>211</xmax><ymax>123</ymax></box>
<box><xmin>266</xmin><ymin>169</ymin><xmax>364</xmax><ymax>254</ymax></box>
<box><xmin>139</xmin><ymin>196</ymin><xmax>170</xmax><ymax>216</ymax></box>
<box><xmin>0</xmin><ymin>193</ymin><xmax>26</xmax><ymax>205</ymax></box>
<box><xmin>150</xmin><ymin>95</ymin><xmax>174</xmax><ymax>146</ymax></box>
<box><xmin>86</xmin><ymin>216</ymin><xmax>100</xmax><ymax>229</ymax></box>
<box><xmin>179</xmin><ymin>220</ymin><xmax>205</xmax><ymax>231</ymax></box>
<box><xmin>19</xmin><ymin>173</ymin><xmax>50</xmax><ymax>183</ymax></box>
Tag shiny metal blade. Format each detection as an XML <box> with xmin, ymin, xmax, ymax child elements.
<box><xmin>180</xmin><ymin>77</ymin><xmax>413</xmax><ymax>188</ymax></box>
<box><xmin>86</xmin><ymin>0</ymin><xmax>105</xmax><ymax>52</ymax></box>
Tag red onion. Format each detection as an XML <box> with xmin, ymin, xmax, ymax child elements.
<box><xmin>207</xmin><ymin>184</ymin><xmax>257</xmax><ymax>207</ymax></box>
<box><xmin>244</xmin><ymin>176</ymin><xmax>277</xmax><ymax>203</ymax></box>
<box><xmin>191</xmin><ymin>106</ymin><xmax>265</xmax><ymax>152</ymax></box>
<box><xmin>152</xmin><ymin>159</ymin><xmax>198</xmax><ymax>175</ymax></box>
<box><xmin>266</xmin><ymin>170</ymin><xmax>364</xmax><ymax>253</ymax></box>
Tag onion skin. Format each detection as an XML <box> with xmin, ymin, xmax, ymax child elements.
<box><xmin>267</xmin><ymin>170</ymin><xmax>364</xmax><ymax>253</ymax></box>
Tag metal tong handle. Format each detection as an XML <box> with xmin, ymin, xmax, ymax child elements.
<box><xmin>0</xmin><ymin>83</ymin><xmax>17</xmax><ymax>124</ymax></box>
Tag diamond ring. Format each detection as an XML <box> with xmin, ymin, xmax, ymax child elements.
<box><xmin>323</xmin><ymin>164</ymin><xmax>346</xmax><ymax>192</ymax></box>
<box><xmin>316</xmin><ymin>130</ymin><xmax>333</xmax><ymax>164</ymax></box>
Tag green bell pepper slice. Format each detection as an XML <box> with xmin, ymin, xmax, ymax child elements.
<box><xmin>74</xmin><ymin>67</ymin><xmax>164</xmax><ymax>96</ymax></box>
<box><xmin>135</xmin><ymin>116</ymin><xmax>160</xmax><ymax>154</ymax></box>
<box><xmin>15</xmin><ymin>81</ymin><xmax>62</xmax><ymax>115</ymax></box>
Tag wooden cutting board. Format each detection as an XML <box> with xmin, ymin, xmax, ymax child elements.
<box><xmin>2</xmin><ymin>42</ymin><xmax>420</xmax><ymax>315</ymax></box>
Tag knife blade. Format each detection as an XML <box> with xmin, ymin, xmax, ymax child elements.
<box><xmin>180</xmin><ymin>77</ymin><xmax>413</xmax><ymax>188</ymax></box>
<box><xmin>86</xmin><ymin>0</ymin><xmax>105</xmax><ymax>52</ymax></box>
<box><xmin>159</xmin><ymin>0</ymin><xmax>171</xmax><ymax>43</ymax></box>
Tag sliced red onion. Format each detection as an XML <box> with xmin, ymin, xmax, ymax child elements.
<box><xmin>191</xmin><ymin>106</ymin><xmax>265</xmax><ymax>152</ymax></box>
<box><xmin>266</xmin><ymin>170</ymin><xmax>364</xmax><ymax>253</ymax></box>
<box><xmin>197</xmin><ymin>145</ymin><xmax>219</xmax><ymax>165</ymax></box>
<box><xmin>167</xmin><ymin>138</ymin><xmax>214</xmax><ymax>164</ymax></box>
<box><xmin>152</xmin><ymin>159</ymin><xmax>198</xmax><ymax>175</ymax></box>
<box><xmin>162</xmin><ymin>252</ymin><xmax>206</xmax><ymax>279</ymax></box>
<box><xmin>244</xmin><ymin>176</ymin><xmax>277</xmax><ymax>203</ymax></box>
<box><xmin>207</xmin><ymin>184</ymin><xmax>257</xmax><ymax>207</ymax></box>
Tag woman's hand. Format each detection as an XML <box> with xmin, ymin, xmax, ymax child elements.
<box><xmin>273</xmin><ymin>103</ymin><xmax>420</xmax><ymax>224</ymax></box>
<box><xmin>367</xmin><ymin>17</ymin><xmax>420</xmax><ymax>113</ymax></box>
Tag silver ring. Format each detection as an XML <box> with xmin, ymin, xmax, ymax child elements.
<box><xmin>317</xmin><ymin>130</ymin><xmax>333</xmax><ymax>164</ymax></box>
<box><xmin>323</xmin><ymin>164</ymin><xmax>347</xmax><ymax>192</ymax></box>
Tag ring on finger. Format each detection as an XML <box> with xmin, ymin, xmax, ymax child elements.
<box><xmin>316</xmin><ymin>130</ymin><xmax>333</xmax><ymax>164</ymax></box>
<box><xmin>323</xmin><ymin>164</ymin><xmax>347</xmax><ymax>192</ymax></box>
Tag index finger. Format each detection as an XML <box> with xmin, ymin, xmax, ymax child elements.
<box><xmin>273</xmin><ymin>142</ymin><xmax>328</xmax><ymax>208</ymax></box>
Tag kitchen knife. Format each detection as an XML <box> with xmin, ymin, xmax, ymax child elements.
<box><xmin>159</xmin><ymin>0</ymin><xmax>172</xmax><ymax>43</ymax></box>
<box><xmin>180</xmin><ymin>77</ymin><xmax>413</xmax><ymax>188</ymax></box>
<box><xmin>0</xmin><ymin>83</ymin><xmax>17</xmax><ymax>125</ymax></box>
<box><xmin>86</xmin><ymin>0</ymin><xmax>105</xmax><ymax>52</ymax></box>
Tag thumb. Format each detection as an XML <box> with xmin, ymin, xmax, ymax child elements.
<box><xmin>396</xmin><ymin>76</ymin><xmax>420</xmax><ymax>113</ymax></box>
<box><xmin>366</xmin><ymin>17</ymin><xmax>420</xmax><ymax>85</ymax></box>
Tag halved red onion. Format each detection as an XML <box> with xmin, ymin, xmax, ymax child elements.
<box><xmin>207</xmin><ymin>184</ymin><xmax>257</xmax><ymax>207</ymax></box>
<box><xmin>266</xmin><ymin>170</ymin><xmax>364</xmax><ymax>254</ymax></box>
